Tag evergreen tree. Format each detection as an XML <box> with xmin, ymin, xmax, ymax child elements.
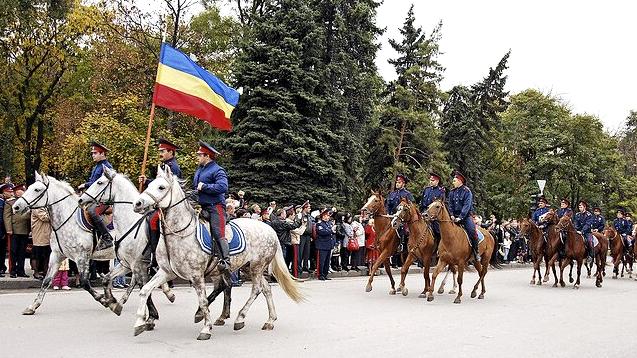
<box><xmin>226</xmin><ymin>0</ymin><xmax>343</xmax><ymax>206</ymax></box>
<box><xmin>369</xmin><ymin>5</ymin><xmax>448</xmax><ymax>194</ymax></box>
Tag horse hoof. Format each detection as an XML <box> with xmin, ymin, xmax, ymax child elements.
<box><xmin>530</xmin><ymin>280</ymin><xmax>535</xmax><ymax>285</ymax></box>
<box><xmin>213</xmin><ymin>319</ymin><xmax>225</xmax><ymax>326</ymax></box>
<box><xmin>234</xmin><ymin>322</ymin><xmax>245</xmax><ymax>331</ymax></box>
<box><xmin>389</xmin><ymin>289</ymin><xmax>396</xmax><ymax>295</ymax></box>
<box><xmin>470</xmin><ymin>291</ymin><xmax>477</xmax><ymax>298</ymax></box>
<box><xmin>573</xmin><ymin>285</ymin><xmax>579</xmax><ymax>290</ymax></box>
<box><xmin>453</xmin><ymin>298</ymin><xmax>461</xmax><ymax>304</ymax></box>
<box><xmin>569</xmin><ymin>278</ymin><xmax>574</xmax><ymax>284</ymax></box>
<box><xmin>261</xmin><ymin>323</ymin><xmax>274</xmax><ymax>330</ymax></box>
<box><xmin>22</xmin><ymin>307</ymin><xmax>35</xmax><ymax>315</ymax></box>
<box><xmin>418</xmin><ymin>293</ymin><xmax>427</xmax><ymax>298</ymax></box>
<box><xmin>596</xmin><ymin>283</ymin><xmax>602</xmax><ymax>288</ymax></box>
<box><xmin>612</xmin><ymin>276</ymin><xmax>617</xmax><ymax>279</ymax></box>
<box><xmin>586</xmin><ymin>275</ymin><xmax>591</xmax><ymax>279</ymax></box>
<box><xmin>197</xmin><ymin>333</ymin><xmax>211</xmax><ymax>340</ymax></box>
<box><xmin>134</xmin><ymin>325</ymin><xmax>146</xmax><ymax>337</ymax></box>
<box><xmin>109</xmin><ymin>302</ymin><xmax>122</xmax><ymax>316</ymax></box>
<box><xmin>194</xmin><ymin>311</ymin><xmax>204</xmax><ymax>324</ymax></box>
<box><xmin>396</xmin><ymin>287</ymin><xmax>402</xmax><ymax>292</ymax></box>
<box><xmin>402</xmin><ymin>288</ymin><xmax>408</xmax><ymax>296</ymax></box>
<box><xmin>449</xmin><ymin>290</ymin><xmax>456</xmax><ymax>295</ymax></box>
<box><xmin>145</xmin><ymin>322</ymin><xmax>155</xmax><ymax>331</ymax></box>
<box><xmin>560</xmin><ymin>282</ymin><xmax>565</xmax><ymax>287</ymax></box>
<box><xmin>427</xmin><ymin>295</ymin><xmax>434</xmax><ymax>302</ymax></box>
<box><xmin>552</xmin><ymin>283</ymin><xmax>558</xmax><ymax>288</ymax></box>
<box><xmin>437</xmin><ymin>288</ymin><xmax>444</xmax><ymax>294</ymax></box>
<box><xmin>536</xmin><ymin>281</ymin><xmax>542</xmax><ymax>286</ymax></box>
<box><xmin>478</xmin><ymin>294</ymin><xmax>484</xmax><ymax>299</ymax></box>
<box><xmin>167</xmin><ymin>293</ymin><xmax>176</xmax><ymax>303</ymax></box>
<box><xmin>365</xmin><ymin>285</ymin><xmax>372</xmax><ymax>293</ymax></box>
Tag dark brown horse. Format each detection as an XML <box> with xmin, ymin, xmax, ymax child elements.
<box><xmin>588</xmin><ymin>231</ymin><xmax>608</xmax><ymax>278</ymax></box>
<box><xmin>604</xmin><ymin>227</ymin><xmax>627</xmax><ymax>279</ymax></box>
<box><xmin>519</xmin><ymin>218</ymin><xmax>545</xmax><ymax>285</ymax></box>
<box><xmin>424</xmin><ymin>200</ymin><xmax>496</xmax><ymax>304</ymax></box>
<box><xmin>555</xmin><ymin>215</ymin><xmax>603</xmax><ymax>288</ymax></box>
<box><xmin>392</xmin><ymin>198</ymin><xmax>436</xmax><ymax>298</ymax></box>
<box><xmin>538</xmin><ymin>209</ymin><xmax>561</xmax><ymax>286</ymax></box>
<box><xmin>360</xmin><ymin>191</ymin><xmax>398</xmax><ymax>294</ymax></box>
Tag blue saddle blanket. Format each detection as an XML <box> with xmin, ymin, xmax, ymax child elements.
<box><xmin>76</xmin><ymin>209</ymin><xmax>114</xmax><ymax>233</ymax></box>
<box><xmin>466</xmin><ymin>226</ymin><xmax>485</xmax><ymax>245</ymax></box>
<box><xmin>196</xmin><ymin>219</ymin><xmax>246</xmax><ymax>256</ymax></box>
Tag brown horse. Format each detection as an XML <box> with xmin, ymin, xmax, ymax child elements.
<box><xmin>424</xmin><ymin>200</ymin><xmax>496</xmax><ymax>304</ymax></box>
<box><xmin>604</xmin><ymin>227</ymin><xmax>627</xmax><ymax>279</ymax></box>
<box><xmin>538</xmin><ymin>209</ymin><xmax>562</xmax><ymax>286</ymax></box>
<box><xmin>360</xmin><ymin>191</ymin><xmax>398</xmax><ymax>294</ymax></box>
<box><xmin>588</xmin><ymin>231</ymin><xmax>608</xmax><ymax>278</ymax></box>
<box><xmin>391</xmin><ymin>198</ymin><xmax>436</xmax><ymax>298</ymax></box>
<box><xmin>519</xmin><ymin>218</ymin><xmax>545</xmax><ymax>285</ymax></box>
<box><xmin>555</xmin><ymin>215</ymin><xmax>603</xmax><ymax>288</ymax></box>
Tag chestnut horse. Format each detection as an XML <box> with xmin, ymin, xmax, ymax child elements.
<box><xmin>424</xmin><ymin>200</ymin><xmax>496</xmax><ymax>304</ymax></box>
<box><xmin>391</xmin><ymin>198</ymin><xmax>436</xmax><ymax>298</ymax></box>
<box><xmin>538</xmin><ymin>209</ymin><xmax>562</xmax><ymax>286</ymax></box>
<box><xmin>555</xmin><ymin>215</ymin><xmax>603</xmax><ymax>288</ymax></box>
<box><xmin>360</xmin><ymin>191</ymin><xmax>398</xmax><ymax>294</ymax></box>
<box><xmin>587</xmin><ymin>231</ymin><xmax>608</xmax><ymax>279</ymax></box>
<box><xmin>519</xmin><ymin>218</ymin><xmax>545</xmax><ymax>285</ymax></box>
<box><xmin>604</xmin><ymin>227</ymin><xmax>628</xmax><ymax>279</ymax></box>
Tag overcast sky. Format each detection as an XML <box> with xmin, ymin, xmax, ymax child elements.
<box><xmin>375</xmin><ymin>0</ymin><xmax>636</xmax><ymax>132</ymax></box>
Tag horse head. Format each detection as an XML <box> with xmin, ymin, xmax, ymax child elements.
<box><xmin>603</xmin><ymin>226</ymin><xmax>617</xmax><ymax>240</ymax></box>
<box><xmin>540</xmin><ymin>209</ymin><xmax>558</xmax><ymax>225</ymax></box>
<box><xmin>423</xmin><ymin>199</ymin><xmax>446</xmax><ymax>221</ymax></box>
<box><xmin>391</xmin><ymin>198</ymin><xmax>416</xmax><ymax>228</ymax></box>
<box><xmin>519</xmin><ymin>218</ymin><xmax>533</xmax><ymax>238</ymax></box>
<box><xmin>12</xmin><ymin>171</ymin><xmax>50</xmax><ymax>214</ymax></box>
<box><xmin>78</xmin><ymin>166</ymin><xmax>117</xmax><ymax>207</ymax></box>
<box><xmin>555</xmin><ymin>214</ymin><xmax>573</xmax><ymax>232</ymax></box>
<box><xmin>361</xmin><ymin>189</ymin><xmax>385</xmax><ymax>216</ymax></box>
<box><xmin>134</xmin><ymin>164</ymin><xmax>176</xmax><ymax>214</ymax></box>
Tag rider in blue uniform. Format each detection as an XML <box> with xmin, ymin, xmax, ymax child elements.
<box><xmin>557</xmin><ymin>198</ymin><xmax>573</xmax><ymax>219</ymax></box>
<box><xmin>138</xmin><ymin>138</ymin><xmax>183</xmax><ymax>270</ymax></box>
<box><xmin>78</xmin><ymin>141</ymin><xmax>114</xmax><ymax>251</ymax></box>
<box><xmin>591</xmin><ymin>207</ymin><xmax>605</xmax><ymax>233</ymax></box>
<box><xmin>386</xmin><ymin>174</ymin><xmax>414</xmax><ymax>253</ymax></box>
<box><xmin>419</xmin><ymin>172</ymin><xmax>446</xmax><ymax>244</ymax></box>
<box><xmin>532</xmin><ymin>197</ymin><xmax>549</xmax><ymax>233</ymax></box>
<box><xmin>573</xmin><ymin>200</ymin><xmax>595</xmax><ymax>262</ymax></box>
<box><xmin>614</xmin><ymin>209</ymin><xmax>633</xmax><ymax>250</ymax></box>
<box><xmin>193</xmin><ymin>141</ymin><xmax>229</xmax><ymax>273</ymax></box>
<box><xmin>447</xmin><ymin>171</ymin><xmax>480</xmax><ymax>262</ymax></box>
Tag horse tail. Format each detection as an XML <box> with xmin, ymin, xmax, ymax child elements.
<box><xmin>270</xmin><ymin>242</ymin><xmax>306</xmax><ymax>303</ymax></box>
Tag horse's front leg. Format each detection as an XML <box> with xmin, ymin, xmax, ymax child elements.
<box><xmin>23</xmin><ymin>250</ymin><xmax>64</xmax><ymax>315</ymax></box>
<box><xmin>398</xmin><ymin>252</ymin><xmax>416</xmax><ymax>296</ymax></box>
<box><xmin>134</xmin><ymin>269</ymin><xmax>174</xmax><ymax>336</ymax></box>
<box><xmin>365</xmin><ymin>244</ymin><xmax>392</xmax><ymax>293</ymax></box>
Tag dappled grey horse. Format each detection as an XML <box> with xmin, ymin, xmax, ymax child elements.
<box><xmin>13</xmin><ymin>172</ymin><xmax>115</xmax><ymax>315</ymax></box>
<box><xmin>78</xmin><ymin>166</ymin><xmax>176</xmax><ymax>320</ymax></box>
<box><xmin>132</xmin><ymin>165</ymin><xmax>305</xmax><ymax>340</ymax></box>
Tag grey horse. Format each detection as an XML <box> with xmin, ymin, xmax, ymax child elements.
<box><xmin>13</xmin><ymin>172</ymin><xmax>115</xmax><ymax>315</ymax></box>
<box><xmin>77</xmin><ymin>166</ymin><xmax>176</xmax><ymax>319</ymax></box>
<box><xmin>132</xmin><ymin>165</ymin><xmax>305</xmax><ymax>340</ymax></box>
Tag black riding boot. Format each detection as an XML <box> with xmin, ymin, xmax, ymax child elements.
<box><xmin>91</xmin><ymin>210</ymin><xmax>113</xmax><ymax>251</ymax></box>
<box><xmin>215</xmin><ymin>236</ymin><xmax>230</xmax><ymax>272</ymax></box>
<box><xmin>470</xmin><ymin>236</ymin><xmax>481</xmax><ymax>262</ymax></box>
<box><xmin>149</xmin><ymin>229</ymin><xmax>160</xmax><ymax>269</ymax></box>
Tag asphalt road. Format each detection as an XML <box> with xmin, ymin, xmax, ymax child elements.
<box><xmin>1</xmin><ymin>267</ymin><xmax>636</xmax><ymax>358</ymax></box>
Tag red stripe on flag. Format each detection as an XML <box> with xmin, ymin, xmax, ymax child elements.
<box><xmin>153</xmin><ymin>83</ymin><xmax>232</xmax><ymax>131</ymax></box>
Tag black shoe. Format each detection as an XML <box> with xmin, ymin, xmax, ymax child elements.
<box><xmin>10</xmin><ymin>273</ymin><xmax>17</xmax><ymax>278</ymax></box>
<box><xmin>18</xmin><ymin>273</ymin><xmax>29</xmax><ymax>278</ymax></box>
<box><xmin>96</xmin><ymin>233</ymin><xmax>114</xmax><ymax>251</ymax></box>
<box><xmin>0</xmin><ymin>272</ymin><xmax>4</xmax><ymax>277</ymax></box>
<box><xmin>325</xmin><ymin>276</ymin><xmax>332</xmax><ymax>280</ymax></box>
<box><xmin>318</xmin><ymin>276</ymin><xmax>326</xmax><ymax>281</ymax></box>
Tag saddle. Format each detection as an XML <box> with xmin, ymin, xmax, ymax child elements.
<box><xmin>79</xmin><ymin>204</ymin><xmax>114</xmax><ymax>231</ymax></box>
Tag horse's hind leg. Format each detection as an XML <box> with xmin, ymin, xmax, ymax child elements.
<box><xmin>454</xmin><ymin>265</ymin><xmax>464</xmax><ymax>304</ymax></box>
<box><xmin>23</xmin><ymin>251</ymin><xmax>64</xmax><ymax>315</ymax></box>
<box><xmin>259</xmin><ymin>272</ymin><xmax>277</xmax><ymax>330</ymax></box>
<box><xmin>471</xmin><ymin>260</ymin><xmax>483</xmax><ymax>298</ymax></box>
<box><xmin>191</xmin><ymin>278</ymin><xmax>214</xmax><ymax>340</ymax></box>
<box><xmin>103</xmin><ymin>265</ymin><xmax>130</xmax><ymax>314</ymax></box>
<box><xmin>76</xmin><ymin>258</ymin><xmax>107</xmax><ymax>305</ymax></box>
<box><xmin>384</xmin><ymin>258</ymin><xmax>396</xmax><ymax>295</ymax></box>
<box><xmin>569</xmin><ymin>261</ymin><xmax>574</xmax><ymax>283</ymax></box>
<box><xmin>427</xmin><ymin>260</ymin><xmax>446</xmax><ymax>301</ymax></box>
<box><xmin>436</xmin><ymin>266</ymin><xmax>449</xmax><ymax>295</ymax></box>
<box><xmin>194</xmin><ymin>276</ymin><xmax>230</xmax><ymax>325</ymax></box>
<box><xmin>233</xmin><ymin>271</ymin><xmax>264</xmax><ymax>331</ymax></box>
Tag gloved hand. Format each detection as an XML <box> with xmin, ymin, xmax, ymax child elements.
<box><xmin>77</xmin><ymin>183</ymin><xmax>85</xmax><ymax>190</ymax></box>
<box><xmin>197</xmin><ymin>182</ymin><xmax>204</xmax><ymax>191</ymax></box>
<box><xmin>454</xmin><ymin>217</ymin><xmax>461</xmax><ymax>223</ymax></box>
<box><xmin>576</xmin><ymin>231</ymin><xmax>582</xmax><ymax>235</ymax></box>
<box><xmin>450</xmin><ymin>215</ymin><xmax>455</xmax><ymax>222</ymax></box>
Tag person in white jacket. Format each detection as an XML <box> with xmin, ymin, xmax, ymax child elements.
<box><xmin>351</xmin><ymin>216</ymin><xmax>366</xmax><ymax>270</ymax></box>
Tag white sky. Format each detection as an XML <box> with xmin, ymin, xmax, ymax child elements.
<box><xmin>375</xmin><ymin>0</ymin><xmax>637</xmax><ymax>132</ymax></box>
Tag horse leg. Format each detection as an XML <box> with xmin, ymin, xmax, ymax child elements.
<box><xmin>479</xmin><ymin>264</ymin><xmax>487</xmax><ymax>299</ymax></box>
<box><xmin>613</xmin><ymin>255</ymin><xmax>620</xmax><ymax>279</ymax></box>
<box><xmin>569</xmin><ymin>261</ymin><xmax>574</xmax><ymax>283</ymax></box>
<box><xmin>103</xmin><ymin>265</ymin><xmax>130</xmax><ymax>314</ymax></box>
<box><xmin>233</xmin><ymin>272</ymin><xmax>264</xmax><ymax>331</ymax></box>
<box><xmin>559</xmin><ymin>259</ymin><xmax>568</xmax><ymax>287</ymax></box>
<box><xmin>259</xmin><ymin>271</ymin><xmax>277</xmax><ymax>330</ymax></box>
<box><xmin>22</xmin><ymin>251</ymin><xmax>63</xmax><ymax>315</ymax></box>
<box><xmin>574</xmin><ymin>259</ymin><xmax>583</xmax><ymax>289</ymax></box>
<box><xmin>422</xmin><ymin>253</ymin><xmax>431</xmax><ymax>300</ymax></box>
<box><xmin>427</xmin><ymin>260</ymin><xmax>446</xmax><ymax>301</ymax></box>
<box><xmin>454</xmin><ymin>265</ymin><xmax>464</xmax><ymax>304</ymax></box>
<box><xmin>595</xmin><ymin>252</ymin><xmax>603</xmax><ymax>288</ymax></box>
<box><xmin>385</xmin><ymin>258</ymin><xmax>396</xmax><ymax>295</ymax></box>
<box><xmin>365</xmin><ymin>247</ymin><xmax>391</xmax><ymax>293</ymax></box>
<box><xmin>471</xmin><ymin>260</ymin><xmax>483</xmax><ymax>298</ymax></box>
<box><xmin>450</xmin><ymin>266</ymin><xmax>458</xmax><ymax>294</ymax></box>
<box><xmin>76</xmin><ymin>258</ymin><xmax>106</xmax><ymax>305</ymax></box>
<box><xmin>134</xmin><ymin>269</ymin><xmax>174</xmax><ymax>336</ymax></box>
<box><xmin>437</xmin><ymin>267</ymin><xmax>449</xmax><ymax>294</ymax></box>
<box><xmin>398</xmin><ymin>253</ymin><xmax>416</xmax><ymax>296</ymax></box>
<box><xmin>194</xmin><ymin>277</ymin><xmax>229</xmax><ymax>324</ymax></box>
<box><xmin>530</xmin><ymin>256</ymin><xmax>537</xmax><ymax>285</ymax></box>
<box><xmin>543</xmin><ymin>255</ymin><xmax>551</xmax><ymax>283</ymax></box>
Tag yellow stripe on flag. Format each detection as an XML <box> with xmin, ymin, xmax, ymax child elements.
<box><xmin>156</xmin><ymin>64</ymin><xmax>235</xmax><ymax>118</ymax></box>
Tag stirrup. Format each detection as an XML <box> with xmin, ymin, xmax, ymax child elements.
<box><xmin>96</xmin><ymin>236</ymin><xmax>113</xmax><ymax>251</ymax></box>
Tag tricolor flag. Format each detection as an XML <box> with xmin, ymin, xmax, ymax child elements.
<box><xmin>153</xmin><ymin>43</ymin><xmax>239</xmax><ymax>131</ymax></box>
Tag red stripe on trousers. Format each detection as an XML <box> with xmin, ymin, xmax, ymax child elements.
<box><xmin>215</xmin><ymin>204</ymin><xmax>226</xmax><ymax>238</ymax></box>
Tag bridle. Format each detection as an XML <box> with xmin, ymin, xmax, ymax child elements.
<box><xmin>81</xmin><ymin>174</ymin><xmax>134</xmax><ymax>206</ymax></box>
<box><xmin>393</xmin><ymin>202</ymin><xmax>433</xmax><ymax>253</ymax></box>
<box><xmin>140</xmin><ymin>177</ymin><xmax>193</xmax><ymax>236</ymax></box>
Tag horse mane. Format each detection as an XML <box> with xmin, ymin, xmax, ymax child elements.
<box><xmin>47</xmin><ymin>176</ymin><xmax>77</xmax><ymax>196</ymax></box>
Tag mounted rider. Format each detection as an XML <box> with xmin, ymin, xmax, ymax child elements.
<box><xmin>573</xmin><ymin>200</ymin><xmax>595</xmax><ymax>263</ymax></box>
<box><xmin>447</xmin><ymin>171</ymin><xmax>480</xmax><ymax>262</ymax></box>
<box><xmin>531</xmin><ymin>196</ymin><xmax>550</xmax><ymax>236</ymax></box>
<box><xmin>614</xmin><ymin>208</ymin><xmax>633</xmax><ymax>250</ymax></box>
<box><xmin>591</xmin><ymin>206</ymin><xmax>605</xmax><ymax>234</ymax></box>
<box><xmin>78</xmin><ymin>141</ymin><xmax>114</xmax><ymax>251</ymax></box>
<box><xmin>193</xmin><ymin>140</ymin><xmax>230</xmax><ymax>273</ymax></box>
<box><xmin>557</xmin><ymin>198</ymin><xmax>573</xmax><ymax>219</ymax></box>
<box><xmin>138</xmin><ymin>137</ymin><xmax>182</xmax><ymax>269</ymax></box>
<box><xmin>419</xmin><ymin>172</ymin><xmax>446</xmax><ymax>245</ymax></box>
<box><xmin>386</xmin><ymin>174</ymin><xmax>415</xmax><ymax>253</ymax></box>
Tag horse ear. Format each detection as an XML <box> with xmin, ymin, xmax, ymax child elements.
<box><xmin>164</xmin><ymin>165</ymin><xmax>173</xmax><ymax>177</ymax></box>
<box><xmin>156</xmin><ymin>165</ymin><xmax>165</xmax><ymax>178</ymax></box>
<box><xmin>41</xmin><ymin>173</ymin><xmax>50</xmax><ymax>185</ymax></box>
<box><xmin>103</xmin><ymin>166</ymin><xmax>115</xmax><ymax>180</ymax></box>
<box><xmin>35</xmin><ymin>171</ymin><xmax>43</xmax><ymax>182</ymax></box>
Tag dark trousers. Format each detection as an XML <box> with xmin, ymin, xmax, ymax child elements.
<box><xmin>298</xmin><ymin>235</ymin><xmax>311</xmax><ymax>272</ymax></box>
<box><xmin>285</xmin><ymin>244</ymin><xmax>293</xmax><ymax>270</ymax></box>
<box><xmin>340</xmin><ymin>246</ymin><xmax>351</xmax><ymax>269</ymax></box>
<box><xmin>10</xmin><ymin>234</ymin><xmax>28</xmax><ymax>275</ymax></box>
<box><xmin>462</xmin><ymin>216</ymin><xmax>478</xmax><ymax>247</ymax></box>
<box><xmin>0</xmin><ymin>233</ymin><xmax>7</xmax><ymax>272</ymax></box>
<box><xmin>318</xmin><ymin>249</ymin><xmax>331</xmax><ymax>278</ymax></box>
